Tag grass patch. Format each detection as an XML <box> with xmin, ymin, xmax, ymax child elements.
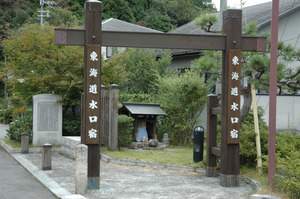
<box><xmin>2</xmin><ymin>138</ymin><xmax>60</xmax><ymax>148</ymax></box>
<box><xmin>241</xmin><ymin>167</ymin><xmax>287</xmax><ymax>198</ymax></box>
<box><xmin>101</xmin><ymin>146</ymin><xmax>205</xmax><ymax>168</ymax></box>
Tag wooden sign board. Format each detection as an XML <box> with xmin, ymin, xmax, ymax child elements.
<box><xmin>226</xmin><ymin>50</ymin><xmax>241</xmax><ymax>144</ymax></box>
<box><xmin>82</xmin><ymin>45</ymin><xmax>101</xmax><ymax>144</ymax></box>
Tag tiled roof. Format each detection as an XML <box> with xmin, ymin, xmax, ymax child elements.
<box><xmin>102</xmin><ymin>18</ymin><xmax>162</xmax><ymax>33</ymax></box>
<box><xmin>169</xmin><ymin>0</ymin><xmax>300</xmax><ymax>34</ymax></box>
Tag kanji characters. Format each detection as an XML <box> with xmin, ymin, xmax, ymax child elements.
<box><xmin>89</xmin><ymin>84</ymin><xmax>98</xmax><ymax>94</ymax></box>
<box><xmin>231</xmin><ymin>87</ymin><xmax>238</xmax><ymax>96</ymax></box>
<box><xmin>230</xmin><ymin>102</ymin><xmax>239</xmax><ymax>111</ymax></box>
<box><xmin>89</xmin><ymin>100</ymin><xmax>98</xmax><ymax>109</ymax></box>
<box><xmin>89</xmin><ymin>68</ymin><xmax>98</xmax><ymax>77</ymax></box>
<box><xmin>231</xmin><ymin>72</ymin><xmax>239</xmax><ymax>80</ymax></box>
<box><xmin>232</xmin><ymin>56</ymin><xmax>239</xmax><ymax>65</ymax></box>
<box><xmin>88</xmin><ymin>128</ymin><xmax>97</xmax><ymax>139</ymax></box>
<box><xmin>230</xmin><ymin>129</ymin><xmax>239</xmax><ymax>139</ymax></box>
<box><xmin>90</xmin><ymin>51</ymin><xmax>99</xmax><ymax>61</ymax></box>
<box><xmin>89</xmin><ymin>116</ymin><xmax>98</xmax><ymax>123</ymax></box>
<box><xmin>231</xmin><ymin>117</ymin><xmax>239</xmax><ymax>124</ymax></box>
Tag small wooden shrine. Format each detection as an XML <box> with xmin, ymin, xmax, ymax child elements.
<box><xmin>119</xmin><ymin>102</ymin><xmax>167</xmax><ymax>142</ymax></box>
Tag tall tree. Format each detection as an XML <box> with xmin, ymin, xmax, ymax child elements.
<box><xmin>102</xmin><ymin>48</ymin><xmax>172</xmax><ymax>94</ymax></box>
<box><xmin>157</xmin><ymin>72</ymin><xmax>208</xmax><ymax>145</ymax></box>
<box><xmin>2</xmin><ymin>24</ymin><xmax>84</xmax><ymax>107</ymax></box>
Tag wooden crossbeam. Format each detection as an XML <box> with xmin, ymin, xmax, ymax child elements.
<box><xmin>55</xmin><ymin>29</ymin><xmax>266</xmax><ymax>52</ymax></box>
<box><xmin>211</xmin><ymin>107</ymin><xmax>221</xmax><ymax>115</ymax></box>
<box><xmin>211</xmin><ymin>147</ymin><xmax>221</xmax><ymax>157</ymax></box>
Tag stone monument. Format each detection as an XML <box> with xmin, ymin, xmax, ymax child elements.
<box><xmin>33</xmin><ymin>94</ymin><xmax>62</xmax><ymax>146</ymax></box>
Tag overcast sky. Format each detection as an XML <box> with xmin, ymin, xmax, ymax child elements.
<box><xmin>211</xmin><ymin>0</ymin><xmax>272</xmax><ymax>10</ymax></box>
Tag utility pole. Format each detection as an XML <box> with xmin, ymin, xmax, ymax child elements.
<box><xmin>38</xmin><ymin>0</ymin><xmax>50</xmax><ymax>26</ymax></box>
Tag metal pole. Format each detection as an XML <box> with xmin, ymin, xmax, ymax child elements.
<box><xmin>268</xmin><ymin>0</ymin><xmax>279</xmax><ymax>190</ymax></box>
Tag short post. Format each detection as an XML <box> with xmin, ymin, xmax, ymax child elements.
<box><xmin>75</xmin><ymin>144</ymin><xmax>88</xmax><ymax>195</ymax></box>
<box><xmin>108</xmin><ymin>84</ymin><xmax>119</xmax><ymax>151</ymax></box>
<box><xmin>21</xmin><ymin>132</ymin><xmax>29</xmax><ymax>154</ymax></box>
<box><xmin>42</xmin><ymin>143</ymin><xmax>52</xmax><ymax>170</ymax></box>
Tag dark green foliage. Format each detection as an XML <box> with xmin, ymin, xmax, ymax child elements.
<box><xmin>239</xmin><ymin>109</ymin><xmax>300</xmax><ymax>198</ymax></box>
<box><xmin>274</xmin><ymin>132</ymin><xmax>300</xmax><ymax>199</ymax></box>
<box><xmin>103</xmin><ymin>48</ymin><xmax>172</xmax><ymax>94</ymax></box>
<box><xmin>62</xmin><ymin>106</ymin><xmax>81</xmax><ymax>136</ymax></box>
<box><xmin>0</xmin><ymin>107</ymin><xmax>19</xmax><ymax>124</ymax></box>
<box><xmin>239</xmin><ymin>107</ymin><xmax>269</xmax><ymax>168</ymax></box>
<box><xmin>157</xmin><ymin>72</ymin><xmax>208</xmax><ymax>145</ymax></box>
<box><xmin>63</xmin><ymin>118</ymin><xmax>81</xmax><ymax>136</ymax></box>
<box><xmin>119</xmin><ymin>93</ymin><xmax>156</xmax><ymax>104</ymax></box>
<box><xmin>118</xmin><ymin>115</ymin><xmax>134</xmax><ymax>147</ymax></box>
<box><xmin>102</xmin><ymin>0</ymin><xmax>135</xmax><ymax>23</ymax></box>
<box><xmin>6</xmin><ymin>113</ymin><xmax>33</xmax><ymax>143</ymax></box>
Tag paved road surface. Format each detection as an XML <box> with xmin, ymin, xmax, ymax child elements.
<box><xmin>0</xmin><ymin>146</ymin><xmax>56</xmax><ymax>199</ymax></box>
<box><xmin>0</xmin><ymin>124</ymin><xmax>56</xmax><ymax>199</ymax></box>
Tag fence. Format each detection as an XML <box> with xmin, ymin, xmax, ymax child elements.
<box><xmin>100</xmin><ymin>85</ymin><xmax>118</xmax><ymax>148</ymax></box>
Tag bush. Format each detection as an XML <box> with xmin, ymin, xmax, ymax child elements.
<box><xmin>157</xmin><ymin>72</ymin><xmax>208</xmax><ymax>145</ymax></box>
<box><xmin>274</xmin><ymin>132</ymin><xmax>300</xmax><ymax>199</ymax></box>
<box><xmin>118</xmin><ymin>115</ymin><xmax>134</xmax><ymax>147</ymax></box>
<box><xmin>0</xmin><ymin>107</ymin><xmax>18</xmax><ymax>124</ymax></box>
<box><xmin>63</xmin><ymin>118</ymin><xmax>81</xmax><ymax>136</ymax></box>
<box><xmin>240</xmin><ymin>107</ymin><xmax>269</xmax><ymax>168</ymax></box>
<box><xmin>6</xmin><ymin>113</ymin><xmax>33</xmax><ymax>143</ymax></box>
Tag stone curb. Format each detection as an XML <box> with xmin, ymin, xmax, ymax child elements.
<box><xmin>100</xmin><ymin>153</ymin><xmax>205</xmax><ymax>173</ymax></box>
<box><xmin>0</xmin><ymin>139</ymin><xmax>61</xmax><ymax>153</ymax></box>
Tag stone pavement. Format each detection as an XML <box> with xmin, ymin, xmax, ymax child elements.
<box><xmin>0</xmin><ymin>124</ymin><xmax>281</xmax><ymax>199</ymax></box>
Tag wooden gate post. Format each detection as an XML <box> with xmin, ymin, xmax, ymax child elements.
<box><xmin>220</xmin><ymin>9</ymin><xmax>242</xmax><ymax>187</ymax></box>
<box><xmin>206</xmin><ymin>95</ymin><xmax>220</xmax><ymax>177</ymax></box>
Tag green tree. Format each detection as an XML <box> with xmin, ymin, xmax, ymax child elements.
<box><xmin>103</xmin><ymin>48</ymin><xmax>172</xmax><ymax>94</ymax></box>
<box><xmin>102</xmin><ymin>0</ymin><xmax>135</xmax><ymax>23</ymax></box>
<box><xmin>157</xmin><ymin>72</ymin><xmax>208</xmax><ymax>145</ymax></box>
<box><xmin>42</xmin><ymin>6</ymin><xmax>79</xmax><ymax>27</ymax></box>
<box><xmin>2</xmin><ymin>23</ymin><xmax>84</xmax><ymax>107</ymax></box>
<box><xmin>192</xmin><ymin>22</ymin><xmax>300</xmax><ymax>119</ymax></box>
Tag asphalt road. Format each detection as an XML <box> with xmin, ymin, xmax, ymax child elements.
<box><xmin>0</xmin><ymin>146</ymin><xmax>57</xmax><ymax>199</ymax></box>
<box><xmin>0</xmin><ymin>123</ymin><xmax>56</xmax><ymax>199</ymax></box>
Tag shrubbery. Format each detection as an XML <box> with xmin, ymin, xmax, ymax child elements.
<box><xmin>274</xmin><ymin>132</ymin><xmax>300</xmax><ymax>199</ymax></box>
<box><xmin>240</xmin><ymin>107</ymin><xmax>269</xmax><ymax>167</ymax></box>
<box><xmin>0</xmin><ymin>107</ymin><xmax>19</xmax><ymax>124</ymax></box>
<box><xmin>239</xmin><ymin>107</ymin><xmax>300</xmax><ymax>198</ymax></box>
<box><xmin>118</xmin><ymin>115</ymin><xmax>134</xmax><ymax>147</ymax></box>
<box><xmin>6</xmin><ymin>113</ymin><xmax>33</xmax><ymax>143</ymax></box>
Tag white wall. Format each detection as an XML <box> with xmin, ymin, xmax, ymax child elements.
<box><xmin>256</xmin><ymin>95</ymin><xmax>300</xmax><ymax>131</ymax></box>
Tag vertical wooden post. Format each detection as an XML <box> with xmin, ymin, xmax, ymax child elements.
<box><xmin>82</xmin><ymin>0</ymin><xmax>102</xmax><ymax>190</ymax></box>
<box><xmin>220</xmin><ymin>9</ymin><xmax>242</xmax><ymax>187</ymax></box>
<box><xmin>108</xmin><ymin>84</ymin><xmax>119</xmax><ymax>151</ymax></box>
<box><xmin>206</xmin><ymin>95</ymin><xmax>219</xmax><ymax>177</ymax></box>
<box><xmin>269</xmin><ymin>0</ymin><xmax>279</xmax><ymax>189</ymax></box>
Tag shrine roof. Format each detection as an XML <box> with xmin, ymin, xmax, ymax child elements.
<box><xmin>102</xmin><ymin>18</ymin><xmax>162</xmax><ymax>33</ymax></box>
<box><xmin>119</xmin><ymin>102</ymin><xmax>167</xmax><ymax>116</ymax></box>
<box><xmin>169</xmin><ymin>0</ymin><xmax>300</xmax><ymax>35</ymax></box>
